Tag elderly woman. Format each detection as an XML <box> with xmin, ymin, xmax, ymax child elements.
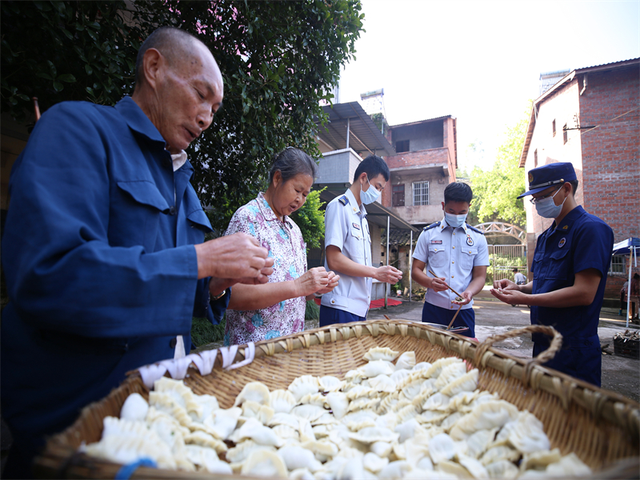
<box><xmin>224</xmin><ymin>147</ymin><xmax>339</xmax><ymax>345</ymax></box>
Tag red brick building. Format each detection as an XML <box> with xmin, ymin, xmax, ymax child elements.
<box><xmin>519</xmin><ymin>58</ymin><xmax>640</xmax><ymax>297</ymax></box>
<box><xmin>380</xmin><ymin>116</ymin><xmax>458</xmax><ymax>228</ymax></box>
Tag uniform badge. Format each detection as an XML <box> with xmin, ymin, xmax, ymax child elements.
<box><xmin>562</xmin><ymin>225</ymin><xmax>569</xmax><ymax>230</ymax></box>
<box><xmin>528</xmin><ymin>173</ymin><xmax>533</xmax><ymax>183</ymax></box>
<box><xmin>466</xmin><ymin>235</ymin><xmax>474</xmax><ymax>246</ymax></box>
<box><xmin>558</xmin><ymin>237</ymin><xmax>566</xmax><ymax>248</ymax></box>
<box><xmin>352</xmin><ymin>223</ymin><xmax>361</xmax><ymax>230</ymax></box>
<box><xmin>430</xmin><ymin>240</ymin><xmax>443</xmax><ymax>244</ymax></box>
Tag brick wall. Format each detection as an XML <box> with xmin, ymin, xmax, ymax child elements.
<box><xmin>579</xmin><ymin>65</ymin><xmax>640</xmax><ymax>296</ymax></box>
<box><xmin>523</xmin><ymin>62</ymin><xmax>640</xmax><ymax>297</ymax></box>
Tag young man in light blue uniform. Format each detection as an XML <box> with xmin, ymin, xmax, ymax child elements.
<box><xmin>320</xmin><ymin>155</ymin><xmax>403</xmax><ymax>326</ymax></box>
<box><xmin>412</xmin><ymin>182</ymin><xmax>489</xmax><ymax>337</ymax></box>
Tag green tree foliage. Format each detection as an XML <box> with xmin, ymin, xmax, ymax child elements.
<box><xmin>469</xmin><ymin>107</ymin><xmax>530</xmax><ymax>227</ymax></box>
<box><xmin>291</xmin><ymin>188</ymin><xmax>326</xmax><ymax>252</ymax></box>
<box><xmin>2</xmin><ymin>0</ymin><xmax>364</xmax><ymax>240</ymax></box>
<box><xmin>1</xmin><ymin>1</ymin><xmax>144</xmax><ymax>118</ymax></box>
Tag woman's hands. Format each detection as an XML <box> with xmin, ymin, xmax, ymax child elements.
<box><xmin>294</xmin><ymin>267</ymin><xmax>340</xmax><ymax>297</ymax></box>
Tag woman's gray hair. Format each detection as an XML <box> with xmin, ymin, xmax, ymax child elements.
<box><xmin>269</xmin><ymin>147</ymin><xmax>318</xmax><ymax>184</ymax></box>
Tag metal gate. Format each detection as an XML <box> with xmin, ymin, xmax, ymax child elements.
<box><xmin>488</xmin><ymin>244</ymin><xmax>527</xmax><ymax>283</ymax></box>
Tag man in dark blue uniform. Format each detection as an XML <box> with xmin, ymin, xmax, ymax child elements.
<box><xmin>491</xmin><ymin>162</ymin><xmax>613</xmax><ymax>386</ymax></box>
<box><xmin>1</xmin><ymin>27</ymin><xmax>273</xmax><ymax>477</ymax></box>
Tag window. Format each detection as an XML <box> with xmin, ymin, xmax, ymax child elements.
<box><xmin>396</xmin><ymin>139</ymin><xmax>410</xmax><ymax>153</ymax></box>
<box><xmin>610</xmin><ymin>256</ymin><xmax>625</xmax><ymax>275</ymax></box>
<box><xmin>534</xmin><ymin>149</ymin><xmax>538</xmax><ymax>167</ymax></box>
<box><xmin>413</xmin><ymin>181</ymin><xmax>429</xmax><ymax>206</ymax></box>
<box><xmin>563</xmin><ymin>124</ymin><xmax>568</xmax><ymax>144</ymax></box>
<box><xmin>552</xmin><ymin>120</ymin><xmax>556</xmax><ymax>137</ymax></box>
<box><xmin>392</xmin><ymin>184</ymin><xmax>405</xmax><ymax>207</ymax></box>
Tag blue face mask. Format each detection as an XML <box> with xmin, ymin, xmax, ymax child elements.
<box><xmin>360</xmin><ymin>176</ymin><xmax>381</xmax><ymax>205</ymax></box>
<box><xmin>444</xmin><ymin>212</ymin><xmax>468</xmax><ymax>228</ymax></box>
<box><xmin>534</xmin><ymin>188</ymin><xmax>565</xmax><ymax>218</ymax></box>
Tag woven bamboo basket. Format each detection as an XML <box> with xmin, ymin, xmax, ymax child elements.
<box><xmin>34</xmin><ymin>320</ymin><xmax>640</xmax><ymax>479</ymax></box>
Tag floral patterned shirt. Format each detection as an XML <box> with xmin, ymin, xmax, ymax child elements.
<box><xmin>224</xmin><ymin>192</ymin><xmax>307</xmax><ymax>346</ymax></box>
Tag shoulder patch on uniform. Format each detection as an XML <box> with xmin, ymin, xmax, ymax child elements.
<box><xmin>466</xmin><ymin>224</ymin><xmax>484</xmax><ymax>235</ymax></box>
<box><xmin>338</xmin><ymin>195</ymin><xmax>349</xmax><ymax>206</ymax></box>
<box><xmin>423</xmin><ymin>222</ymin><xmax>440</xmax><ymax>231</ymax></box>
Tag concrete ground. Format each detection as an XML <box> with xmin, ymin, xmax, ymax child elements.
<box><xmin>364</xmin><ymin>286</ymin><xmax>640</xmax><ymax>403</ymax></box>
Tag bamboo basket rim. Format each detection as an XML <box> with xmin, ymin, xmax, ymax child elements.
<box><xmin>34</xmin><ymin>320</ymin><xmax>640</xmax><ymax>479</ymax></box>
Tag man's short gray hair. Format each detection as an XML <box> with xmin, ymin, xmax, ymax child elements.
<box><xmin>134</xmin><ymin>27</ymin><xmax>203</xmax><ymax>87</ymax></box>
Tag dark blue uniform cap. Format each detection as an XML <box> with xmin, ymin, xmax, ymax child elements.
<box><xmin>517</xmin><ymin>162</ymin><xmax>577</xmax><ymax>198</ymax></box>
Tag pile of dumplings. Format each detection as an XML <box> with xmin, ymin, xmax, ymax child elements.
<box><xmin>81</xmin><ymin>347</ymin><xmax>593</xmax><ymax>478</ymax></box>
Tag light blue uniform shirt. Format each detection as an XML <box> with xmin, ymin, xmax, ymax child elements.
<box><xmin>413</xmin><ymin>217</ymin><xmax>489</xmax><ymax>310</ymax></box>
<box><xmin>322</xmin><ymin>189</ymin><xmax>372</xmax><ymax>317</ymax></box>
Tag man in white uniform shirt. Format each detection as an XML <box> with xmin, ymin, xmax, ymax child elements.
<box><xmin>320</xmin><ymin>155</ymin><xmax>402</xmax><ymax>326</ymax></box>
<box><xmin>412</xmin><ymin>182</ymin><xmax>489</xmax><ymax>337</ymax></box>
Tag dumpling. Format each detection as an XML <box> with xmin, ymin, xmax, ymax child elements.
<box><xmin>360</xmin><ymin>360</ymin><xmax>395</xmax><ymax>378</ymax></box>
<box><xmin>520</xmin><ymin>448</ymin><xmax>562</xmax><ymax>471</ymax></box>
<box><xmin>434</xmin><ymin>361</ymin><xmax>468</xmax><ymax>390</ymax></box>
<box><xmin>450</xmin><ymin>401</ymin><xmax>519</xmax><ymax>440</ymax></box>
<box><xmin>318</xmin><ymin>375</ymin><xmax>344</xmax><ymax>392</ymax></box>
<box><xmin>272</xmin><ymin>424</ymin><xmax>299</xmax><ymax>441</ymax></box>
<box><xmin>480</xmin><ymin>445</ymin><xmax>520</xmax><ymax>466</ymax></box>
<box><xmin>291</xmin><ymin>404</ymin><xmax>327</xmax><ymax>422</ymax></box>
<box><xmin>241</xmin><ymin>449</ymin><xmax>288</xmax><ymax>478</ymax></box>
<box><xmin>378</xmin><ymin>460</ymin><xmax>412</xmax><ymax>479</ymax></box>
<box><xmin>425</xmin><ymin>357</ymin><xmax>463</xmax><ymax>379</ymax></box>
<box><xmin>189</xmin><ymin>393</ymin><xmax>219</xmax><ymax>423</ymax></box>
<box><xmin>183</xmin><ymin>430</ymin><xmax>228</xmax><ymax>454</ymax></box>
<box><xmin>299</xmin><ymin>392</ymin><xmax>327</xmax><ymax>407</ymax></box>
<box><xmin>544</xmin><ymin>453</ymin><xmax>592</xmax><ymax>476</ymax></box>
<box><xmin>364</xmin><ymin>347</ymin><xmax>399</xmax><ymax>362</ymax></box>
<box><xmin>348</xmin><ymin>426</ymin><xmax>399</xmax><ymax>444</ymax></box>
<box><xmin>395</xmin><ymin>351</ymin><xmax>416</xmax><ymax>370</ymax></box>
<box><xmin>422</xmin><ymin>392</ymin><xmax>451</xmax><ymax>411</ymax></box>
<box><xmin>504</xmin><ymin>411</ymin><xmax>550</xmax><ymax>454</ymax></box>
<box><xmin>202</xmin><ymin>407</ymin><xmax>242</xmax><ymax>440</ymax></box>
<box><xmin>120</xmin><ymin>393</ymin><xmax>149</xmax><ymax>422</ymax></box>
<box><xmin>225</xmin><ymin>440</ymin><xmax>276</xmax><ymax>464</ymax></box>
<box><xmin>440</xmin><ymin>369</ymin><xmax>479</xmax><ymax>396</ymax></box>
<box><xmin>268</xmin><ymin>412</ymin><xmax>300</xmax><ymax>430</ymax></box>
<box><xmin>370</xmin><ymin>441</ymin><xmax>393</xmax><ymax>458</ymax></box>
<box><xmin>326</xmin><ymin>392</ymin><xmax>349</xmax><ymax>420</ymax></box>
<box><xmin>301</xmin><ymin>440</ymin><xmax>338</xmax><ymax>462</ymax></box>
<box><xmin>428</xmin><ymin>433</ymin><xmax>457</xmax><ymax>464</ymax></box>
<box><xmin>458</xmin><ymin>453</ymin><xmax>489</xmax><ymax>478</ymax></box>
<box><xmin>368</xmin><ymin>374</ymin><xmax>396</xmax><ymax>393</ymax></box>
<box><xmin>183</xmin><ymin>444</ymin><xmax>232</xmax><ymax>474</ymax></box>
<box><xmin>465</xmin><ymin>428</ymin><xmax>498</xmax><ymax>458</ymax></box>
<box><xmin>241</xmin><ymin>400</ymin><xmax>274</xmax><ymax>425</ymax></box>
<box><xmin>363</xmin><ymin>452</ymin><xmax>389</xmax><ymax>473</ymax></box>
<box><xmin>278</xmin><ymin>444</ymin><xmax>323</xmax><ymax>472</ymax></box>
<box><xmin>234</xmin><ymin>381</ymin><xmax>271</xmax><ymax>407</ymax></box>
<box><xmin>269</xmin><ymin>389</ymin><xmax>296</xmax><ymax>414</ymax></box>
<box><xmin>486</xmin><ymin>459</ymin><xmax>520</xmax><ymax>478</ymax></box>
<box><xmin>228</xmin><ymin>418</ymin><xmax>283</xmax><ymax>447</ymax></box>
<box><xmin>288</xmin><ymin>375</ymin><xmax>320</xmax><ymax>401</ymax></box>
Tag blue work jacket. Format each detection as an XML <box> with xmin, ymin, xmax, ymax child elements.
<box><xmin>1</xmin><ymin>97</ymin><xmax>227</xmax><ymax>475</ymax></box>
<box><xmin>530</xmin><ymin>206</ymin><xmax>613</xmax><ymax>385</ymax></box>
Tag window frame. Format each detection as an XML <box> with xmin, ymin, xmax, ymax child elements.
<box><xmin>610</xmin><ymin>255</ymin><xmax>626</xmax><ymax>276</ymax></box>
<box><xmin>396</xmin><ymin>139</ymin><xmax>410</xmax><ymax>153</ymax></box>
<box><xmin>392</xmin><ymin>184</ymin><xmax>405</xmax><ymax>207</ymax></box>
<box><xmin>412</xmin><ymin>181</ymin><xmax>430</xmax><ymax>206</ymax></box>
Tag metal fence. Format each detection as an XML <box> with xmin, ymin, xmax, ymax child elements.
<box><xmin>487</xmin><ymin>244</ymin><xmax>527</xmax><ymax>283</ymax></box>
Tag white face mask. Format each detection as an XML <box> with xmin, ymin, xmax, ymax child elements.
<box><xmin>444</xmin><ymin>212</ymin><xmax>468</xmax><ymax>228</ymax></box>
<box><xmin>360</xmin><ymin>175</ymin><xmax>381</xmax><ymax>205</ymax></box>
<box><xmin>534</xmin><ymin>188</ymin><xmax>565</xmax><ymax>218</ymax></box>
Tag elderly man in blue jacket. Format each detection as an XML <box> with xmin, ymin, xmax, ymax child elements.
<box><xmin>1</xmin><ymin>27</ymin><xmax>273</xmax><ymax>477</ymax></box>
